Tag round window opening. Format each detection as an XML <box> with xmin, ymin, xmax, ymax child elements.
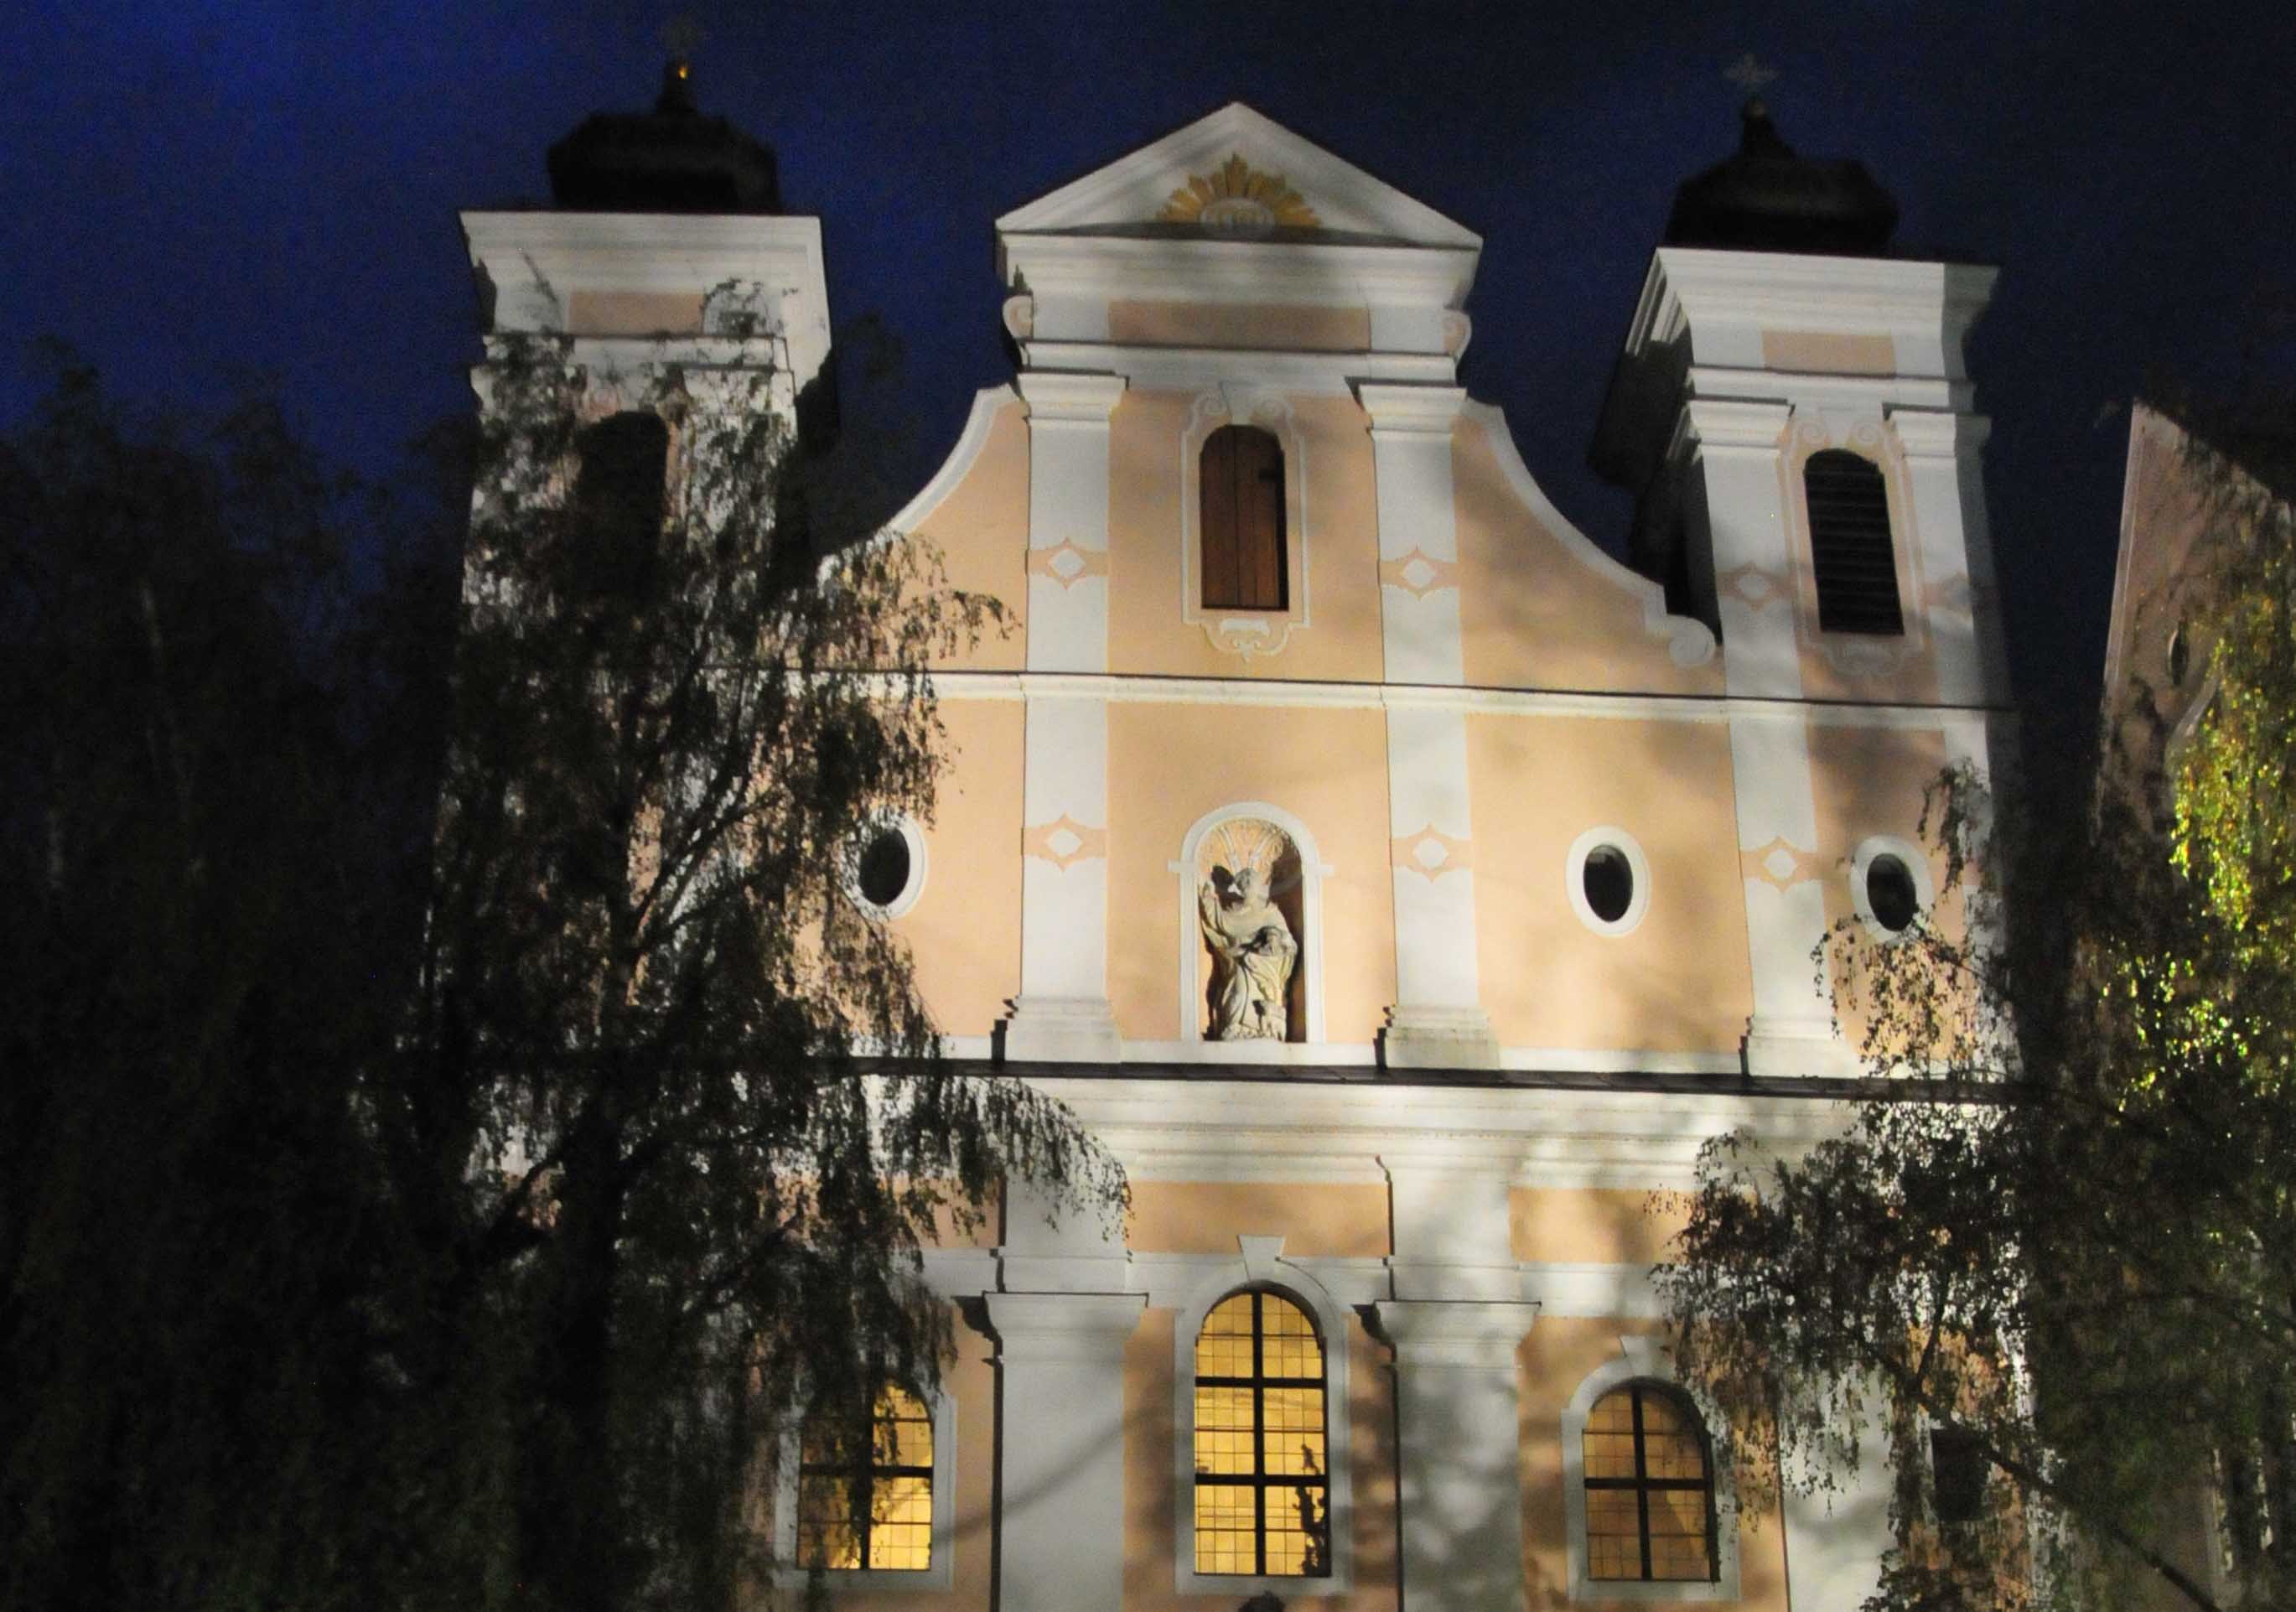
<box><xmin>1865</xmin><ymin>853</ymin><xmax>1920</xmax><ymax>934</ymax></box>
<box><xmin>1582</xmin><ymin>847</ymin><xmax>1635</xmax><ymax>925</ymax></box>
<box><xmin>856</xmin><ymin>826</ymin><xmax>912</xmax><ymax>910</ymax></box>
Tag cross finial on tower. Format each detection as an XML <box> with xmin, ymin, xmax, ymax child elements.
<box><xmin>657</xmin><ymin>14</ymin><xmax>706</xmax><ymax>112</ymax></box>
<box><xmin>1723</xmin><ymin>51</ymin><xmax>1779</xmax><ymax>96</ymax></box>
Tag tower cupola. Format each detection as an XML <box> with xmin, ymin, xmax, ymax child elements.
<box><xmin>1663</xmin><ymin>99</ymin><xmax>1898</xmax><ymax>257</ymax></box>
<box><xmin>547</xmin><ymin>59</ymin><xmax>783</xmax><ymax>215</ymax></box>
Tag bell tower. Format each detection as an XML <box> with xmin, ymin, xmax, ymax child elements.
<box><xmin>1593</xmin><ymin>103</ymin><xmax>2006</xmax><ymax>1081</ymax></box>
<box><xmin>460</xmin><ymin>59</ymin><xmax>830</xmax><ymax>435</ymax></box>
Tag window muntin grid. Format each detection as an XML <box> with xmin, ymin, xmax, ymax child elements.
<box><xmin>796</xmin><ymin>1385</ymin><xmax>935</xmax><ymax>1572</ymax></box>
<box><xmin>1193</xmin><ymin>1291</ymin><xmax>1329</xmax><ymax>1577</ymax></box>
<box><xmin>1583</xmin><ymin>1384</ymin><xmax>1717</xmax><ymax>1583</ymax></box>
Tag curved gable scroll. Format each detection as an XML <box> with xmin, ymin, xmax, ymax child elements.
<box><xmin>842</xmin><ymin>385</ymin><xmax>1029</xmax><ymax>671</ymax></box>
<box><xmin>1454</xmin><ymin>401</ymin><xmax>1719</xmax><ymax>692</ymax></box>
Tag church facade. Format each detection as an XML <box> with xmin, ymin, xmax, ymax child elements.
<box><xmin>464</xmin><ymin>91</ymin><xmax>2007</xmax><ymax>1612</ymax></box>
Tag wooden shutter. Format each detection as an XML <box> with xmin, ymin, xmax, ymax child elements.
<box><xmin>1200</xmin><ymin>425</ymin><xmax>1288</xmax><ymax>611</ymax></box>
<box><xmin>1804</xmin><ymin>449</ymin><xmax>1902</xmax><ymax>635</ymax></box>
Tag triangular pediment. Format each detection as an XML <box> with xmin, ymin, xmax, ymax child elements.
<box><xmin>997</xmin><ymin>102</ymin><xmax>1480</xmax><ymax>249</ymax></box>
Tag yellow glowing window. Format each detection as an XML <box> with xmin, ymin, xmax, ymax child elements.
<box><xmin>1193</xmin><ymin>1291</ymin><xmax>1329</xmax><ymax>1577</ymax></box>
<box><xmin>1583</xmin><ymin>1384</ymin><xmax>1716</xmax><ymax>1582</ymax></box>
<box><xmin>796</xmin><ymin>1385</ymin><xmax>934</xmax><ymax>1572</ymax></box>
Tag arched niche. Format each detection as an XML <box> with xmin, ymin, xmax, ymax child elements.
<box><xmin>1172</xmin><ymin>803</ymin><xmax>1330</xmax><ymax>1046</ymax></box>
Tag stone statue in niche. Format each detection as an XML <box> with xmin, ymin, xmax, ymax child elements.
<box><xmin>1200</xmin><ymin>863</ymin><xmax>1299</xmax><ymax>1041</ymax></box>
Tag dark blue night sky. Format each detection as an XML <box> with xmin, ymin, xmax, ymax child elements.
<box><xmin>6</xmin><ymin>0</ymin><xmax>2291</xmax><ymax>716</ymax></box>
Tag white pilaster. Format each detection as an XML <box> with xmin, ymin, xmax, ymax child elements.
<box><xmin>1780</xmin><ymin>1386</ymin><xmax>1895</xmax><ymax>1611</ymax></box>
<box><xmin>1689</xmin><ymin>399</ymin><xmax>1857</xmax><ymax>1077</ymax></box>
<box><xmin>985</xmin><ymin>1292</ymin><xmax>1146</xmax><ymax>1612</ymax></box>
<box><xmin>1383</xmin><ymin>1158</ymin><xmax>1519</xmax><ymax>1301</ymax></box>
<box><xmin>1360</xmin><ymin>385</ymin><xmax>1498</xmax><ymax>1070</ymax></box>
<box><xmin>1375</xmin><ymin>1300</ymin><xmax>1537</xmax><ymax>1612</ymax></box>
<box><xmin>1018</xmin><ymin>371</ymin><xmax>1125</xmax><ymax>675</ymax></box>
<box><xmin>1890</xmin><ymin>407</ymin><xmax>2007</xmax><ymax>707</ymax></box>
<box><xmin>1006</xmin><ymin>372</ymin><xmax>1126</xmax><ymax>1062</ymax></box>
<box><xmin>1361</xmin><ymin>383</ymin><xmax>1469</xmax><ymax>686</ymax></box>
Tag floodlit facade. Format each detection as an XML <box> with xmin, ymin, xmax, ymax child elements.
<box><xmin>464</xmin><ymin>84</ymin><xmax>2008</xmax><ymax>1612</ymax></box>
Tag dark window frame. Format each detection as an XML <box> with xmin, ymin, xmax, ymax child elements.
<box><xmin>796</xmin><ymin>1385</ymin><xmax>935</xmax><ymax>1573</ymax></box>
<box><xmin>1804</xmin><ymin>448</ymin><xmax>1903</xmax><ymax>637</ymax></box>
<box><xmin>1200</xmin><ymin>424</ymin><xmax>1289</xmax><ymax>613</ymax></box>
<box><xmin>1193</xmin><ymin>1288</ymin><xmax>1330</xmax><ymax>1578</ymax></box>
<box><xmin>1583</xmin><ymin>1382</ymin><xmax>1720</xmax><ymax>1583</ymax></box>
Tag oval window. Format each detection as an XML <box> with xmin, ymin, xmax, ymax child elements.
<box><xmin>2167</xmin><ymin>623</ymin><xmax>2190</xmax><ymax>688</ymax></box>
<box><xmin>1865</xmin><ymin>853</ymin><xmax>1920</xmax><ymax>934</ymax></box>
<box><xmin>857</xmin><ymin>826</ymin><xmax>912</xmax><ymax>910</ymax></box>
<box><xmin>1582</xmin><ymin>847</ymin><xmax>1635</xmax><ymax>925</ymax></box>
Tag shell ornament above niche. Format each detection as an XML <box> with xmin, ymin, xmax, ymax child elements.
<box><xmin>1158</xmin><ymin>153</ymin><xmax>1321</xmax><ymax>235</ymax></box>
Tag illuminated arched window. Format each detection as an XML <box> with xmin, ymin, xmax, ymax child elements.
<box><xmin>1804</xmin><ymin>448</ymin><xmax>1901</xmax><ymax>635</ymax></box>
<box><xmin>796</xmin><ymin>1385</ymin><xmax>934</xmax><ymax>1572</ymax></box>
<box><xmin>1582</xmin><ymin>1382</ymin><xmax>1718</xmax><ymax>1583</ymax></box>
<box><xmin>1193</xmin><ymin>1290</ymin><xmax>1329</xmax><ymax>1577</ymax></box>
<box><xmin>1200</xmin><ymin>425</ymin><xmax>1288</xmax><ymax>610</ymax></box>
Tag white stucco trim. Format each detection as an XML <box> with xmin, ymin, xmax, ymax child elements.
<box><xmin>1172</xmin><ymin>801</ymin><xmax>1334</xmax><ymax>1045</ymax></box>
<box><xmin>1849</xmin><ymin>833</ymin><xmax>1935</xmax><ymax>942</ymax></box>
<box><xmin>905</xmin><ymin>668</ymin><xmax>2016</xmax><ymax>728</ymax></box>
<box><xmin>996</xmin><ymin>101</ymin><xmax>1480</xmax><ymax>249</ymax></box>
<box><xmin>885</xmin><ymin>386</ymin><xmax>1019</xmax><ymax>535</ymax></box>
<box><xmin>847</xmin><ymin>813</ymin><xmax>928</xmax><ymax>920</ymax></box>
<box><xmin>1463</xmin><ymin>400</ymin><xmax>1718</xmax><ymax>669</ymax></box>
<box><xmin>770</xmin><ymin>1378</ymin><xmax>958</xmax><ymax>1593</ymax></box>
<box><xmin>1178</xmin><ymin>388</ymin><xmax>1313</xmax><ymax>660</ymax></box>
<box><xmin>1560</xmin><ymin>1339</ymin><xmax>1741</xmax><ymax>1603</ymax></box>
<box><xmin>1567</xmin><ymin>826</ymin><xmax>1652</xmax><ymax>937</ymax></box>
<box><xmin>1169</xmin><ymin>1249</ymin><xmax>1356</xmax><ymax>1596</ymax></box>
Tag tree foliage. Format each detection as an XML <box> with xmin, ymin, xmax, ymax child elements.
<box><xmin>0</xmin><ymin>331</ymin><xmax>1122</xmax><ymax>1612</ymax></box>
<box><xmin>1657</xmin><ymin>407</ymin><xmax>2296</xmax><ymax>1612</ymax></box>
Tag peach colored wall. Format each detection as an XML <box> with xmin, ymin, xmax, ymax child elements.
<box><xmin>1758</xmin><ymin>329</ymin><xmax>1895</xmax><ymax>376</ymax></box>
<box><xmin>1129</xmin><ymin>1181</ymin><xmax>1391</xmax><ymax>1258</ymax></box>
<box><xmin>1806</xmin><ymin>719</ymin><xmax>1955</xmax><ymax>1054</ymax></box>
<box><xmin>1125</xmin><ymin>1308</ymin><xmax>1401</xmax><ymax>1612</ymax></box>
<box><xmin>830</xmin><ymin>1320</ymin><xmax>996</xmax><ymax>1612</ymax></box>
<box><xmin>896</xmin><ymin>699</ymin><xmax>1023</xmax><ymax>1038</ymax></box>
<box><xmin>1107</xmin><ymin>301</ymin><xmax>1373</xmax><ymax>352</ymax></box>
<box><xmin>1107</xmin><ymin>703</ymin><xmax>1396</xmax><ymax>1042</ymax></box>
<box><xmin>1520</xmin><ymin>1318</ymin><xmax>1790</xmax><ymax>1612</ymax></box>
<box><xmin>1106</xmin><ymin>391</ymin><xmax>1387</xmax><ymax>682</ymax></box>
<box><xmin>1467</xmin><ymin>716</ymin><xmax>1754</xmax><ymax>1052</ymax></box>
<box><xmin>915</xmin><ymin>399</ymin><xmax>1029</xmax><ymax>671</ymax></box>
<box><xmin>563</xmin><ymin>289</ymin><xmax>702</xmax><ymax>336</ymax></box>
<box><xmin>1509</xmin><ymin>1188</ymin><xmax>1686</xmax><ymax>1268</ymax></box>
<box><xmin>1454</xmin><ymin>422</ymin><xmax>1722</xmax><ymax>697</ymax></box>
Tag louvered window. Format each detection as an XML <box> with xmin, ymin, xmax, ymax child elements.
<box><xmin>1200</xmin><ymin>425</ymin><xmax>1288</xmax><ymax>610</ymax></box>
<box><xmin>1804</xmin><ymin>449</ymin><xmax>1901</xmax><ymax>635</ymax></box>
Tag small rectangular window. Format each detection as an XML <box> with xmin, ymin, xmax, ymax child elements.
<box><xmin>1931</xmin><ymin>1428</ymin><xmax>1987</xmax><ymax>1525</ymax></box>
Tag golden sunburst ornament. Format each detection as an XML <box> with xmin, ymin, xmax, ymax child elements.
<box><xmin>1158</xmin><ymin>153</ymin><xmax>1320</xmax><ymax>234</ymax></box>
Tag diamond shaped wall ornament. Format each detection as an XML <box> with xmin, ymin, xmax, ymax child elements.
<box><xmin>1024</xmin><ymin>813</ymin><xmax>1107</xmax><ymax>871</ymax></box>
<box><xmin>1720</xmin><ymin>563</ymin><xmax>1780</xmax><ymax>607</ymax></box>
<box><xmin>1391</xmin><ymin>825</ymin><xmax>1472</xmax><ymax>879</ymax></box>
<box><xmin>1742</xmin><ymin>834</ymin><xmax>1822</xmax><ymax>892</ymax></box>
<box><xmin>1026</xmin><ymin>538</ymin><xmax>1107</xmax><ymax>589</ymax></box>
<box><xmin>1378</xmin><ymin>548</ymin><xmax>1462</xmax><ymax>599</ymax></box>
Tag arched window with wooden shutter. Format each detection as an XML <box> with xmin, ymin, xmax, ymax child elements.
<box><xmin>1803</xmin><ymin>448</ymin><xmax>1901</xmax><ymax>635</ymax></box>
<box><xmin>1200</xmin><ymin>425</ymin><xmax>1288</xmax><ymax>611</ymax></box>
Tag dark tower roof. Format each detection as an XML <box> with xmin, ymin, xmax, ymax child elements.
<box><xmin>547</xmin><ymin>60</ymin><xmax>782</xmax><ymax>214</ymax></box>
<box><xmin>1663</xmin><ymin>99</ymin><xmax>1898</xmax><ymax>257</ymax></box>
